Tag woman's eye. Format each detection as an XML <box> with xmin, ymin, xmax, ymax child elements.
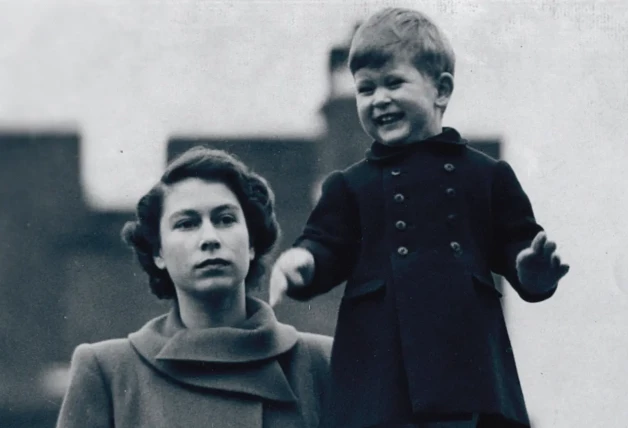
<box><xmin>174</xmin><ymin>219</ymin><xmax>196</xmax><ymax>229</ymax></box>
<box><xmin>217</xmin><ymin>215</ymin><xmax>237</xmax><ymax>226</ymax></box>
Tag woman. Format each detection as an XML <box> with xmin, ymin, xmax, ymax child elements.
<box><xmin>56</xmin><ymin>147</ymin><xmax>332</xmax><ymax>428</ymax></box>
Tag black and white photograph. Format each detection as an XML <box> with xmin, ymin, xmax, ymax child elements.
<box><xmin>0</xmin><ymin>1</ymin><xmax>627</xmax><ymax>427</ymax></box>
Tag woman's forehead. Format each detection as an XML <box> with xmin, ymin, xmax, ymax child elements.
<box><xmin>162</xmin><ymin>178</ymin><xmax>241</xmax><ymax>215</ymax></box>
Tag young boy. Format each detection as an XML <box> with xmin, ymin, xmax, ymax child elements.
<box><xmin>270</xmin><ymin>8</ymin><xmax>569</xmax><ymax>428</ymax></box>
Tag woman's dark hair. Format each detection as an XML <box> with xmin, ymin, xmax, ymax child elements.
<box><xmin>121</xmin><ymin>146</ymin><xmax>280</xmax><ymax>299</ymax></box>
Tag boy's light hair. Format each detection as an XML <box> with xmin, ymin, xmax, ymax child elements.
<box><xmin>348</xmin><ymin>8</ymin><xmax>455</xmax><ymax>80</ymax></box>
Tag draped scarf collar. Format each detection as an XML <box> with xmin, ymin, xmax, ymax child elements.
<box><xmin>129</xmin><ymin>297</ymin><xmax>300</xmax><ymax>403</ymax></box>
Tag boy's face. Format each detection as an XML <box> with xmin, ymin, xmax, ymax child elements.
<box><xmin>353</xmin><ymin>56</ymin><xmax>445</xmax><ymax>146</ymax></box>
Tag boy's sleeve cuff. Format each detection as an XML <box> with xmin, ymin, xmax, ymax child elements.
<box><xmin>514</xmin><ymin>281</ymin><xmax>558</xmax><ymax>302</ymax></box>
<box><xmin>287</xmin><ymin>240</ymin><xmax>339</xmax><ymax>300</ymax></box>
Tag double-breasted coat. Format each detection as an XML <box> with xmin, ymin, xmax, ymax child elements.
<box><xmin>287</xmin><ymin>128</ymin><xmax>555</xmax><ymax>428</ymax></box>
<box><xmin>56</xmin><ymin>297</ymin><xmax>333</xmax><ymax>428</ymax></box>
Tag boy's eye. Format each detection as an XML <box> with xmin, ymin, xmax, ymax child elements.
<box><xmin>357</xmin><ymin>86</ymin><xmax>374</xmax><ymax>95</ymax></box>
<box><xmin>387</xmin><ymin>79</ymin><xmax>403</xmax><ymax>88</ymax></box>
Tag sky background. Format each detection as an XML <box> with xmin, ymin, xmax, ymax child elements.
<box><xmin>1</xmin><ymin>1</ymin><xmax>628</xmax><ymax>426</ymax></box>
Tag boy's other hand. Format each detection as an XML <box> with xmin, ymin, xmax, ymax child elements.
<box><xmin>269</xmin><ymin>248</ymin><xmax>315</xmax><ymax>307</ymax></box>
<box><xmin>516</xmin><ymin>231</ymin><xmax>570</xmax><ymax>292</ymax></box>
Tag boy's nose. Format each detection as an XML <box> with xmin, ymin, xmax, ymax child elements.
<box><xmin>372</xmin><ymin>88</ymin><xmax>391</xmax><ymax>107</ymax></box>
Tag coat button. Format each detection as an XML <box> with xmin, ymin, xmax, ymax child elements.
<box><xmin>394</xmin><ymin>193</ymin><xmax>405</xmax><ymax>202</ymax></box>
<box><xmin>395</xmin><ymin>220</ymin><xmax>407</xmax><ymax>230</ymax></box>
<box><xmin>397</xmin><ymin>246</ymin><xmax>409</xmax><ymax>256</ymax></box>
<box><xmin>447</xmin><ymin>213</ymin><xmax>457</xmax><ymax>222</ymax></box>
<box><xmin>450</xmin><ymin>241</ymin><xmax>462</xmax><ymax>254</ymax></box>
<box><xmin>444</xmin><ymin>163</ymin><xmax>455</xmax><ymax>172</ymax></box>
<box><xmin>446</xmin><ymin>187</ymin><xmax>456</xmax><ymax>197</ymax></box>
<box><xmin>391</xmin><ymin>169</ymin><xmax>401</xmax><ymax>176</ymax></box>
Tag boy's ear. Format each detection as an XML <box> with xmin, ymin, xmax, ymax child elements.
<box><xmin>435</xmin><ymin>72</ymin><xmax>454</xmax><ymax>109</ymax></box>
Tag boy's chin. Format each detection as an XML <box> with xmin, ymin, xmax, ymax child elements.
<box><xmin>372</xmin><ymin>128</ymin><xmax>414</xmax><ymax>147</ymax></box>
<box><xmin>377</xmin><ymin>136</ymin><xmax>413</xmax><ymax>147</ymax></box>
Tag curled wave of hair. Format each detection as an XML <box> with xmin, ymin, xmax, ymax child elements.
<box><xmin>121</xmin><ymin>146</ymin><xmax>280</xmax><ymax>299</ymax></box>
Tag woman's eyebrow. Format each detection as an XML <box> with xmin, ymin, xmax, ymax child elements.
<box><xmin>212</xmin><ymin>203</ymin><xmax>241</xmax><ymax>214</ymax></box>
<box><xmin>167</xmin><ymin>203</ymin><xmax>241</xmax><ymax>221</ymax></box>
<box><xmin>167</xmin><ymin>209</ymin><xmax>198</xmax><ymax>221</ymax></box>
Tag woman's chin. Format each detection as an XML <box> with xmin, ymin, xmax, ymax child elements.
<box><xmin>187</xmin><ymin>279</ymin><xmax>241</xmax><ymax>298</ymax></box>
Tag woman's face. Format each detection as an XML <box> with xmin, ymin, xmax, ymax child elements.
<box><xmin>153</xmin><ymin>178</ymin><xmax>254</xmax><ymax>300</ymax></box>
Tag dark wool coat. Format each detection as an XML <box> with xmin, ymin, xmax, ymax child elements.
<box><xmin>56</xmin><ymin>297</ymin><xmax>332</xmax><ymax>428</ymax></box>
<box><xmin>288</xmin><ymin>128</ymin><xmax>554</xmax><ymax>428</ymax></box>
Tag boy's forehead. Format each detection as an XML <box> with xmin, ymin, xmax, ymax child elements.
<box><xmin>352</xmin><ymin>53</ymin><xmax>415</xmax><ymax>77</ymax></box>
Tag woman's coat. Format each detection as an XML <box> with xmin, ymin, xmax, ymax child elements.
<box><xmin>56</xmin><ymin>297</ymin><xmax>332</xmax><ymax>428</ymax></box>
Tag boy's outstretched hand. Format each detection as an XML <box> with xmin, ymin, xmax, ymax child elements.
<box><xmin>269</xmin><ymin>248</ymin><xmax>315</xmax><ymax>307</ymax></box>
<box><xmin>516</xmin><ymin>231</ymin><xmax>570</xmax><ymax>292</ymax></box>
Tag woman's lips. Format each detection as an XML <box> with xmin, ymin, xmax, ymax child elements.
<box><xmin>195</xmin><ymin>258</ymin><xmax>230</xmax><ymax>269</ymax></box>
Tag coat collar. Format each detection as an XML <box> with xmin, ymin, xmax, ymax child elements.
<box><xmin>129</xmin><ymin>297</ymin><xmax>300</xmax><ymax>403</ymax></box>
<box><xmin>365</xmin><ymin>127</ymin><xmax>467</xmax><ymax>163</ymax></box>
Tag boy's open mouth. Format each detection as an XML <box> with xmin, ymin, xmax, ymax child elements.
<box><xmin>374</xmin><ymin>112</ymin><xmax>404</xmax><ymax>126</ymax></box>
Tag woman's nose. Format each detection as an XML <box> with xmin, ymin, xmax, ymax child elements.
<box><xmin>199</xmin><ymin>222</ymin><xmax>220</xmax><ymax>251</ymax></box>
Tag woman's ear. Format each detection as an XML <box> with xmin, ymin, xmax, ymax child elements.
<box><xmin>154</xmin><ymin>250</ymin><xmax>166</xmax><ymax>270</ymax></box>
<box><xmin>435</xmin><ymin>72</ymin><xmax>454</xmax><ymax>109</ymax></box>
<box><xmin>249</xmin><ymin>247</ymin><xmax>256</xmax><ymax>261</ymax></box>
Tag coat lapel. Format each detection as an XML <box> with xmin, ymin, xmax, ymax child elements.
<box><xmin>129</xmin><ymin>297</ymin><xmax>300</xmax><ymax>404</ymax></box>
